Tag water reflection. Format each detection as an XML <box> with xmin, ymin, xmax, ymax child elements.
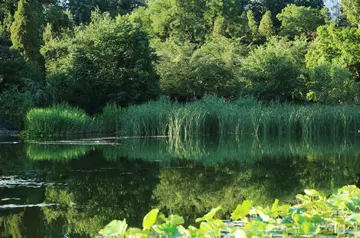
<box><xmin>0</xmin><ymin>136</ymin><xmax>359</xmax><ymax>237</ymax></box>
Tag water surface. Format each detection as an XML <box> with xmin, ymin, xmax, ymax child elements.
<box><xmin>0</xmin><ymin>135</ymin><xmax>359</xmax><ymax>237</ymax></box>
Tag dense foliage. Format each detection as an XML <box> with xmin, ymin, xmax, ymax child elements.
<box><xmin>99</xmin><ymin>186</ymin><xmax>360</xmax><ymax>237</ymax></box>
<box><xmin>1</xmin><ymin>0</ymin><xmax>360</xmax><ymax>129</ymax></box>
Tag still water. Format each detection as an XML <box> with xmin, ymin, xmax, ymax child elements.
<box><xmin>0</xmin><ymin>135</ymin><xmax>359</xmax><ymax>237</ymax></box>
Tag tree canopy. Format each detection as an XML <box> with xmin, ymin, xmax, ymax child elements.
<box><xmin>1</xmin><ymin>0</ymin><xmax>360</xmax><ymax>128</ymax></box>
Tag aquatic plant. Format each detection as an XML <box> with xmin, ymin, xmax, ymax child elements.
<box><xmin>99</xmin><ymin>185</ymin><xmax>360</xmax><ymax>237</ymax></box>
<box><xmin>25</xmin><ymin>104</ymin><xmax>94</xmax><ymax>135</ymax></box>
<box><xmin>25</xmin><ymin>97</ymin><xmax>360</xmax><ymax>138</ymax></box>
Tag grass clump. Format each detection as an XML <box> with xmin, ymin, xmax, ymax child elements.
<box><xmin>25</xmin><ymin>104</ymin><xmax>94</xmax><ymax>135</ymax></box>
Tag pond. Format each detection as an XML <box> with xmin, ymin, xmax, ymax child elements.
<box><xmin>0</xmin><ymin>135</ymin><xmax>359</xmax><ymax>237</ymax></box>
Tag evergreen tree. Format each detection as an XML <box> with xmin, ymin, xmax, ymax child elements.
<box><xmin>341</xmin><ymin>0</ymin><xmax>360</xmax><ymax>27</ymax></box>
<box><xmin>247</xmin><ymin>10</ymin><xmax>258</xmax><ymax>38</ymax></box>
<box><xmin>0</xmin><ymin>0</ymin><xmax>17</xmax><ymax>42</ymax></box>
<box><xmin>10</xmin><ymin>0</ymin><xmax>44</xmax><ymax>67</ymax></box>
<box><xmin>258</xmin><ymin>11</ymin><xmax>276</xmax><ymax>39</ymax></box>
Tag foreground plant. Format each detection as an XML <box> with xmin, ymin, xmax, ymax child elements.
<box><xmin>99</xmin><ymin>185</ymin><xmax>360</xmax><ymax>237</ymax></box>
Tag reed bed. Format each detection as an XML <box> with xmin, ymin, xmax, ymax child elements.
<box><xmin>25</xmin><ymin>104</ymin><xmax>95</xmax><ymax>135</ymax></box>
<box><xmin>25</xmin><ymin>97</ymin><xmax>360</xmax><ymax>138</ymax></box>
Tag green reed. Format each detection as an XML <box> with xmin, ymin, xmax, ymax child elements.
<box><xmin>25</xmin><ymin>97</ymin><xmax>360</xmax><ymax>138</ymax></box>
<box><xmin>25</xmin><ymin>104</ymin><xmax>95</xmax><ymax>135</ymax></box>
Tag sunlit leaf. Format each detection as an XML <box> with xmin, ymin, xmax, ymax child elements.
<box><xmin>168</xmin><ymin>215</ymin><xmax>185</xmax><ymax>226</ymax></box>
<box><xmin>346</xmin><ymin>214</ymin><xmax>360</xmax><ymax>224</ymax></box>
<box><xmin>258</xmin><ymin>211</ymin><xmax>271</xmax><ymax>222</ymax></box>
<box><xmin>296</xmin><ymin>194</ymin><xmax>310</xmax><ymax>201</ymax></box>
<box><xmin>196</xmin><ymin>206</ymin><xmax>222</xmax><ymax>222</ymax></box>
<box><xmin>232</xmin><ymin>229</ymin><xmax>247</xmax><ymax>238</ymax></box>
<box><xmin>304</xmin><ymin>189</ymin><xmax>320</xmax><ymax>197</ymax></box>
<box><xmin>302</xmin><ymin>222</ymin><xmax>318</xmax><ymax>234</ymax></box>
<box><xmin>277</xmin><ymin>204</ymin><xmax>291</xmax><ymax>216</ymax></box>
<box><xmin>293</xmin><ymin>214</ymin><xmax>307</xmax><ymax>225</ymax></box>
<box><xmin>142</xmin><ymin>209</ymin><xmax>159</xmax><ymax>230</ymax></box>
<box><xmin>310</xmin><ymin>214</ymin><xmax>326</xmax><ymax>224</ymax></box>
<box><xmin>231</xmin><ymin>200</ymin><xmax>252</xmax><ymax>221</ymax></box>
<box><xmin>127</xmin><ymin>228</ymin><xmax>147</xmax><ymax>238</ymax></box>
<box><xmin>99</xmin><ymin>219</ymin><xmax>128</xmax><ymax>237</ymax></box>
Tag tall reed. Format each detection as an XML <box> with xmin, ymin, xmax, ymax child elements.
<box><xmin>25</xmin><ymin>104</ymin><xmax>94</xmax><ymax>135</ymax></box>
<box><xmin>25</xmin><ymin>97</ymin><xmax>360</xmax><ymax>138</ymax></box>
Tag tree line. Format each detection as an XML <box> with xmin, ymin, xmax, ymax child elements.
<box><xmin>1</xmin><ymin>0</ymin><xmax>360</xmax><ymax>129</ymax></box>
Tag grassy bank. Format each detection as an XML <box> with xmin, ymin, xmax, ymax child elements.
<box><xmin>25</xmin><ymin>97</ymin><xmax>360</xmax><ymax>138</ymax></box>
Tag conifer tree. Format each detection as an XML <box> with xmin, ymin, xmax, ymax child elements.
<box><xmin>258</xmin><ymin>11</ymin><xmax>276</xmax><ymax>39</ymax></box>
<box><xmin>247</xmin><ymin>10</ymin><xmax>258</xmax><ymax>37</ymax></box>
<box><xmin>341</xmin><ymin>0</ymin><xmax>360</xmax><ymax>27</ymax></box>
<box><xmin>10</xmin><ymin>0</ymin><xmax>44</xmax><ymax>67</ymax></box>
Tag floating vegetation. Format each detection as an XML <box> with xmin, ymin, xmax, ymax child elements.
<box><xmin>99</xmin><ymin>186</ymin><xmax>360</xmax><ymax>237</ymax></box>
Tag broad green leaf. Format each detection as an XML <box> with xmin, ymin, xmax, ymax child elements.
<box><xmin>99</xmin><ymin>219</ymin><xmax>128</xmax><ymax>237</ymax></box>
<box><xmin>304</xmin><ymin>189</ymin><xmax>320</xmax><ymax>197</ymax></box>
<box><xmin>196</xmin><ymin>206</ymin><xmax>222</xmax><ymax>222</ymax></box>
<box><xmin>127</xmin><ymin>228</ymin><xmax>147</xmax><ymax>238</ymax></box>
<box><xmin>185</xmin><ymin>226</ymin><xmax>200</xmax><ymax>238</ymax></box>
<box><xmin>142</xmin><ymin>209</ymin><xmax>159</xmax><ymax>230</ymax></box>
<box><xmin>153</xmin><ymin>223</ymin><xmax>181</xmax><ymax>237</ymax></box>
<box><xmin>289</xmin><ymin>207</ymin><xmax>306</xmax><ymax>214</ymax></box>
<box><xmin>231</xmin><ymin>229</ymin><xmax>247</xmax><ymax>238</ymax></box>
<box><xmin>346</xmin><ymin>202</ymin><xmax>357</xmax><ymax>212</ymax></box>
<box><xmin>258</xmin><ymin>211</ymin><xmax>271</xmax><ymax>222</ymax></box>
<box><xmin>168</xmin><ymin>215</ymin><xmax>185</xmax><ymax>226</ymax></box>
<box><xmin>310</xmin><ymin>214</ymin><xmax>326</xmax><ymax>224</ymax></box>
<box><xmin>293</xmin><ymin>214</ymin><xmax>307</xmax><ymax>225</ymax></box>
<box><xmin>265</xmin><ymin>224</ymin><xmax>275</xmax><ymax>232</ymax></box>
<box><xmin>302</xmin><ymin>222</ymin><xmax>318</xmax><ymax>234</ymax></box>
<box><xmin>296</xmin><ymin>194</ymin><xmax>310</xmax><ymax>201</ymax></box>
<box><xmin>277</xmin><ymin>204</ymin><xmax>291</xmax><ymax>216</ymax></box>
<box><xmin>271</xmin><ymin>199</ymin><xmax>279</xmax><ymax>212</ymax></box>
<box><xmin>231</xmin><ymin>200</ymin><xmax>252</xmax><ymax>221</ymax></box>
<box><xmin>330</xmin><ymin>193</ymin><xmax>349</xmax><ymax>202</ymax></box>
<box><xmin>346</xmin><ymin>214</ymin><xmax>360</xmax><ymax>224</ymax></box>
<box><xmin>352</xmin><ymin>198</ymin><xmax>360</xmax><ymax>206</ymax></box>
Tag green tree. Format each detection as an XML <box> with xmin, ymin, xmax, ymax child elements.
<box><xmin>157</xmin><ymin>36</ymin><xmax>247</xmax><ymax>99</ymax></box>
<box><xmin>277</xmin><ymin>4</ymin><xmax>326</xmax><ymax>38</ymax></box>
<box><xmin>41</xmin><ymin>12</ymin><xmax>159</xmax><ymax>113</ymax></box>
<box><xmin>44</xmin><ymin>4</ymin><xmax>72</xmax><ymax>34</ymax></box>
<box><xmin>0</xmin><ymin>37</ymin><xmax>45</xmax><ymax>129</ymax></box>
<box><xmin>0</xmin><ymin>0</ymin><xmax>17</xmax><ymax>42</ymax></box>
<box><xmin>130</xmin><ymin>0</ymin><xmax>248</xmax><ymax>45</ymax></box>
<box><xmin>247</xmin><ymin>10</ymin><xmax>258</xmax><ymax>38</ymax></box>
<box><xmin>341</xmin><ymin>0</ymin><xmax>360</xmax><ymax>27</ymax></box>
<box><xmin>67</xmin><ymin>0</ymin><xmax>145</xmax><ymax>25</ymax></box>
<box><xmin>306</xmin><ymin>23</ymin><xmax>360</xmax><ymax>77</ymax></box>
<box><xmin>241</xmin><ymin>38</ymin><xmax>304</xmax><ymax>101</ymax></box>
<box><xmin>258</xmin><ymin>11</ymin><xmax>276</xmax><ymax>39</ymax></box>
<box><xmin>10</xmin><ymin>0</ymin><xmax>45</xmax><ymax>67</ymax></box>
<box><xmin>307</xmin><ymin>61</ymin><xmax>357</xmax><ymax>104</ymax></box>
<box><xmin>248</xmin><ymin>0</ymin><xmax>323</xmax><ymax>24</ymax></box>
